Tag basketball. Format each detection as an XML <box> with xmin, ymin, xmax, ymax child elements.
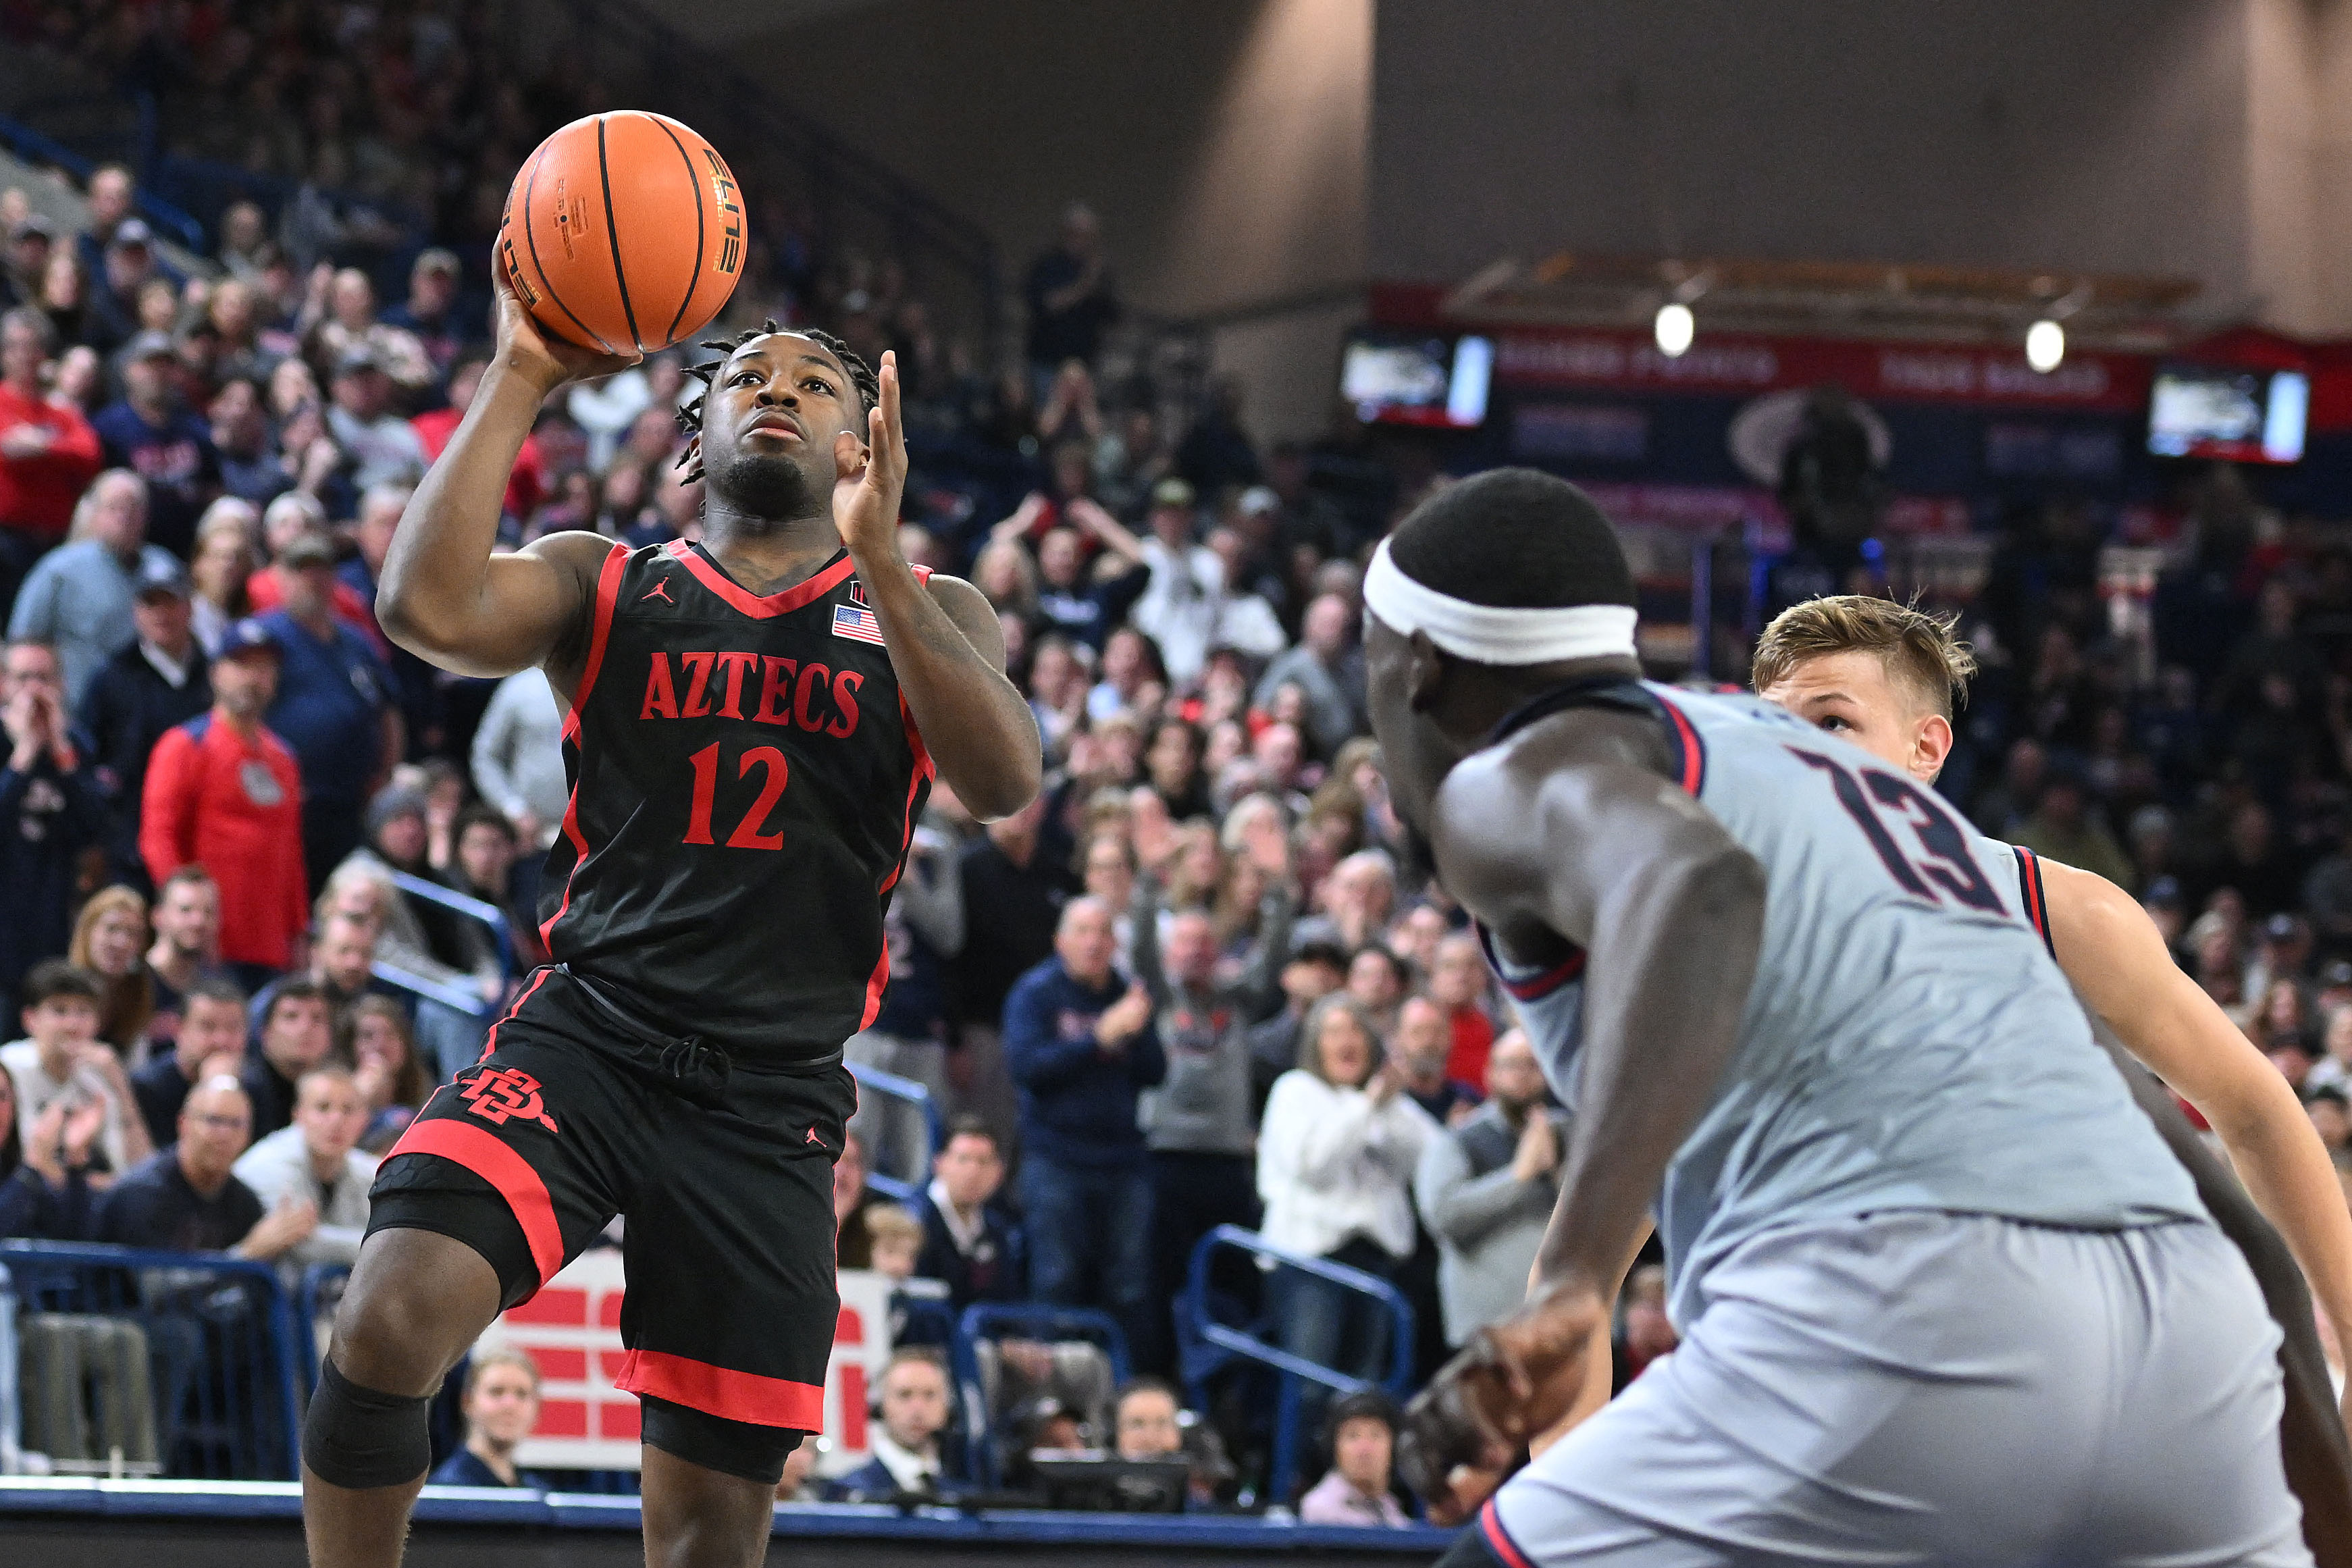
<box><xmin>497</xmin><ymin>111</ymin><xmax>746</xmax><ymax>355</ymax></box>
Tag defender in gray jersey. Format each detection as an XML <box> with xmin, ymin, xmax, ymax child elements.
<box><xmin>1362</xmin><ymin>470</ymin><xmax>2307</xmax><ymax>1567</ymax></box>
<box><xmin>1754</xmin><ymin>594</ymin><xmax>2352</xmax><ymax>1560</ymax></box>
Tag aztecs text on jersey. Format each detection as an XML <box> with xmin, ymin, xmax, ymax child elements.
<box><xmin>539</xmin><ymin>540</ymin><xmax>933</xmax><ymax>1064</ymax></box>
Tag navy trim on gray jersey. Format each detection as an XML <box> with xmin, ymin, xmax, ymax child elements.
<box><xmin>2012</xmin><ymin>846</ymin><xmax>2055</xmax><ymax>959</ymax></box>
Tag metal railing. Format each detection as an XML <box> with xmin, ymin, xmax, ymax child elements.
<box><xmin>0</xmin><ymin>110</ymin><xmax>205</xmax><ymax>252</ymax></box>
<box><xmin>0</xmin><ymin>1240</ymin><xmax>306</xmax><ymax>1482</ymax></box>
<box><xmin>366</xmin><ymin>871</ymin><xmax>517</xmax><ymax>1026</ymax></box>
<box><xmin>369</xmin><ymin>958</ymin><xmax>493</xmax><ymax>1021</ymax></box>
<box><xmin>1176</xmin><ymin>1226</ymin><xmax>1415</xmax><ymax>1505</ymax></box>
<box><xmin>386</xmin><ymin>871</ymin><xmax>517</xmax><ymax>976</ymax></box>
<box><xmin>843</xmin><ymin>1061</ymin><xmax>942</xmax><ymax>1200</ymax></box>
<box><xmin>294</xmin><ymin>1264</ymin><xmax>353</xmax><ymax>1397</ymax></box>
<box><xmin>0</xmin><ymin>1261</ymin><xmax>17</xmax><ymax>1473</ymax></box>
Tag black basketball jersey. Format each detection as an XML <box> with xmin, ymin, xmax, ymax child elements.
<box><xmin>539</xmin><ymin>539</ymin><xmax>933</xmax><ymax>1066</ymax></box>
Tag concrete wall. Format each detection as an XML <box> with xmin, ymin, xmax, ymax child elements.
<box><xmin>2249</xmin><ymin>0</ymin><xmax>2352</xmax><ymax>336</ymax></box>
<box><xmin>1370</xmin><ymin>0</ymin><xmax>2351</xmax><ymax>336</ymax></box>
<box><xmin>723</xmin><ymin>0</ymin><xmax>1369</xmax><ymax>315</ymax></box>
<box><xmin>1374</xmin><ymin>1</ymin><xmax>2255</xmax><ymax>297</ymax></box>
<box><xmin>721</xmin><ymin>0</ymin><xmax>1373</xmax><ymax>439</ymax></box>
<box><xmin>702</xmin><ymin>0</ymin><xmax>2351</xmax><ymax>441</ymax></box>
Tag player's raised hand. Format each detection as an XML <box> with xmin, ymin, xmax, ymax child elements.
<box><xmin>489</xmin><ymin>253</ymin><xmax>639</xmax><ymax>396</ymax></box>
<box><xmin>833</xmin><ymin>348</ymin><xmax>907</xmax><ymax>559</ymax></box>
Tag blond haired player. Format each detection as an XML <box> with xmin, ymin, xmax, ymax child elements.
<box><xmin>1756</xmin><ymin>595</ymin><xmax>2352</xmax><ymax>1416</ymax></box>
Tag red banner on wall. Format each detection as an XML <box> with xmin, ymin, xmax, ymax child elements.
<box><xmin>1487</xmin><ymin>325</ymin><xmax>2149</xmax><ymax>412</ymax></box>
<box><xmin>1368</xmin><ymin>282</ymin><xmax>2352</xmax><ymax>429</ymax></box>
<box><xmin>1367</xmin><ymin>282</ymin><xmax>2153</xmax><ymax>413</ymax></box>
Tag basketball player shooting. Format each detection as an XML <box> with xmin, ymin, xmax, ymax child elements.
<box><xmin>1364</xmin><ymin>469</ymin><xmax>2311</xmax><ymax>1566</ymax></box>
<box><xmin>298</xmin><ymin>266</ymin><xmax>1040</xmax><ymax>1568</ymax></box>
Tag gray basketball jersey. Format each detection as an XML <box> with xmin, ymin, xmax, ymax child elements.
<box><xmin>1481</xmin><ymin>681</ymin><xmax>2205</xmax><ymax>1326</ymax></box>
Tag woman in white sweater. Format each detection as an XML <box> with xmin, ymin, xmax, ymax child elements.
<box><xmin>1257</xmin><ymin>993</ymin><xmax>1435</xmax><ymax>1417</ymax></box>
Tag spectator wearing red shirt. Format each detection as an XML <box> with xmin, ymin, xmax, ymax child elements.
<box><xmin>1429</xmin><ymin>932</ymin><xmax>1497</xmax><ymax>1089</ymax></box>
<box><xmin>139</xmin><ymin>619</ymin><xmax>307</xmax><ymax>978</ymax></box>
<box><xmin>413</xmin><ymin>355</ymin><xmax>542</xmax><ymax>524</ymax></box>
<box><xmin>0</xmin><ymin>308</ymin><xmax>102</xmax><ymax>619</ymax></box>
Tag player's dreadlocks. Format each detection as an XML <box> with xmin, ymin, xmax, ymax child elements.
<box><xmin>673</xmin><ymin>320</ymin><xmax>879</xmax><ymax>482</ymax></box>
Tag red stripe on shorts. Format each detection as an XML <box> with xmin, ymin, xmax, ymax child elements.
<box><xmin>385</xmin><ymin>1118</ymin><xmax>565</xmax><ymax>1293</ymax></box>
<box><xmin>612</xmin><ymin>1347</ymin><xmax>825</xmax><ymax>1430</ymax></box>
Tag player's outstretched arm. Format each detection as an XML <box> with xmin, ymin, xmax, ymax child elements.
<box><xmin>2043</xmin><ymin>856</ymin><xmax>2352</xmax><ymax>1409</ymax></box>
<box><xmin>377</xmin><ymin>262</ymin><xmax>639</xmax><ymax>681</ymax></box>
<box><xmin>832</xmin><ymin>350</ymin><xmax>1041</xmax><ymax>820</ymax></box>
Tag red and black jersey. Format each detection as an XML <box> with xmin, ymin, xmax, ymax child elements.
<box><xmin>540</xmin><ymin>539</ymin><xmax>933</xmax><ymax>1066</ymax></box>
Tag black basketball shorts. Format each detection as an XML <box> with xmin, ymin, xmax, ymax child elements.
<box><xmin>367</xmin><ymin>965</ymin><xmax>854</xmax><ymax>1437</ymax></box>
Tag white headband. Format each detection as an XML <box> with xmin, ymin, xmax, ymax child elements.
<box><xmin>1363</xmin><ymin>538</ymin><xmax>1640</xmax><ymax>665</ymax></box>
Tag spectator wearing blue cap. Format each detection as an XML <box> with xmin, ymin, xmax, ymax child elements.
<box><xmin>325</xmin><ymin>347</ymin><xmax>427</xmax><ymax>494</ymax></box>
<box><xmin>73</xmin><ymin>169</ymin><xmax>176</xmax><ymax>288</ymax></box>
<box><xmin>84</xmin><ymin>214</ymin><xmax>167</xmax><ymax>355</ymax></box>
<box><xmin>255</xmin><ymin>530</ymin><xmax>398</xmax><ymax>896</ymax></box>
<box><xmin>78</xmin><ymin>552</ymin><xmax>209</xmax><ymax>886</ymax></box>
<box><xmin>140</xmin><ymin>618</ymin><xmax>307</xmax><ymax>981</ymax></box>
<box><xmin>90</xmin><ymin>329</ymin><xmax>219</xmax><ymax>557</ymax></box>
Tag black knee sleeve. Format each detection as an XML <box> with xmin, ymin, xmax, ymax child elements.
<box><xmin>640</xmin><ymin>1396</ymin><xmax>803</xmax><ymax>1486</ymax></box>
<box><xmin>303</xmin><ymin>1358</ymin><xmax>433</xmax><ymax>1489</ymax></box>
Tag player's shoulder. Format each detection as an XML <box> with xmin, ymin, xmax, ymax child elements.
<box><xmin>519</xmin><ymin>529</ymin><xmax>637</xmax><ymax>585</ymax></box>
<box><xmin>1653</xmin><ymin>681</ymin><xmax>1817</xmax><ymax>741</ymax></box>
<box><xmin>554</xmin><ymin>531</ymin><xmax>658</xmax><ymax>606</ymax></box>
<box><xmin>922</xmin><ymin>569</ymin><xmax>986</xmax><ymax>612</ymax></box>
<box><xmin>2018</xmin><ymin>847</ymin><xmax>2133</xmax><ymax>916</ymax></box>
<box><xmin>921</xmin><ymin>571</ymin><xmax>1008</xmax><ymax>656</ymax></box>
<box><xmin>1430</xmin><ymin>707</ymin><xmax>1665</xmax><ymax>891</ymax></box>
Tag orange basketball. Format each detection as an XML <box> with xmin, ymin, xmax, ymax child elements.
<box><xmin>498</xmin><ymin>111</ymin><xmax>746</xmax><ymax>355</ymax></box>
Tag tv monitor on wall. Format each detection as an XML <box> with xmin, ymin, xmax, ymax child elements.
<box><xmin>1342</xmin><ymin>331</ymin><xmax>1493</xmax><ymax>428</ymax></box>
<box><xmin>2147</xmin><ymin>364</ymin><xmax>2308</xmax><ymax>464</ymax></box>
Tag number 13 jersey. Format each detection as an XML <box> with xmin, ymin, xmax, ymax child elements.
<box><xmin>539</xmin><ymin>539</ymin><xmax>933</xmax><ymax>1066</ymax></box>
<box><xmin>1478</xmin><ymin>678</ymin><xmax>2203</xmax><ymax>1330</ymax></box>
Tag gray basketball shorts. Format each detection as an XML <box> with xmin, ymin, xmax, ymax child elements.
<box><xmin>1480</xmin><ymin>1211</ymin><xmax>2309</xmax><ymax>1568</ymax></box>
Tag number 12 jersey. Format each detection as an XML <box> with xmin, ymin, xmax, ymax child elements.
<box><xmin>538</xmin><ymin>539</ymin><xmax>934</xmax><ymax>1066</ymax></box>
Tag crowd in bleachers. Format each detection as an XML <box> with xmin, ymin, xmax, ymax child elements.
<box><xmin>0</xmin><ymin>124</ymin><xmax>1468</xmax><ymax>1503</ymax></box>
<box><xmin>5</xmin><ymin>1</ymin><xmax>2352</xmax><ymax>1521</ymax></box>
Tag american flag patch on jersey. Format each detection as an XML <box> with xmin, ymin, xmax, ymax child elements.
<box><xmin>833</xmin><ymin>602</ymin><xmax>885</xmax><ymax>645</ymax></box>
